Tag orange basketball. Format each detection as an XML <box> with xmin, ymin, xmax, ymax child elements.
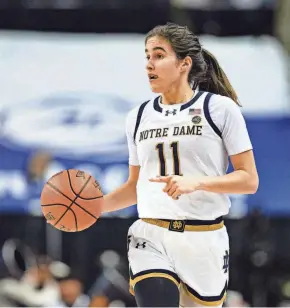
<box><xmin>40</xmin><ymin>169</ymin><xmax>104</xmax><ymax>232</ymax></box>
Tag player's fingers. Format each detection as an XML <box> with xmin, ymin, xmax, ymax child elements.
<box><xmin>166</xmin><ymin>184</ymin><xmax>177</xmax><ymax>196</ymax></box>
<box><xmin>163</xmin><ymin>177</ymin><xmax>178</xmax><ymax>192</ymax></box>
<box><xmin>163</xmin><ymin>181</ymin><xmax>173</xmax><ymax>193</ymax></box>
<box><xmin>172</xmin><ymin>190</ymin><xmax>182</xmax><ymax>200</ymax></box>
<box><xmin>149</xmin><ymin>176</ymin><xmax>171</xmax><ymax>183</ymax></box>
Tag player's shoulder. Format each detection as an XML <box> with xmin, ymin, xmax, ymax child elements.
<box><xmin>205</xmin><ymin>92</ymin><xmax>241</xmax><ymax>115</ymax></box>
<box><xmin>206</xmin><ymin>92</ymin><xmax>238</xmax><ymax>106</ymax></box>
<box><xmin>202</xmin><ymin>92</ymin><xmax>244</xmax><ymax>135</ymax></box>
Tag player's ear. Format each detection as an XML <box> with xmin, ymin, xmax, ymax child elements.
<box><xmin>181</xmin><ymin>56</ymin><xmax>192</xmax><ymax>72</ymax></box>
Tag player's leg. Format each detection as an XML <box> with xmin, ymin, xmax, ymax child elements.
<box><xmin>127</xmin><ymin>219</ymin><xmax>180</xmax><ymax>307</ymax></box>
<box><xmin>134</xmin><ymin>277</ymin><xmax>179</xmax><ymax>307</ymax></box>
<box><xmin>172</xmin><ymin>226</ymin><xmax>230</xmax><ymax>307</ymax></box>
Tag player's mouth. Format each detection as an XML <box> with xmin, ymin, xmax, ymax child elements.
<box><xmin>148</xmin><ymin>74</ymin><xmax>158</xmax><ymax>82</ymax></box>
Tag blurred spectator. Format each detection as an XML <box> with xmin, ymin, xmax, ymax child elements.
<box><xmin>26</xmin><ymin>151</ymin><xmax>52</xmax><ymax>183</ymax></box>
<box><xmin>26</xmin><ymin>150</ymin><xmax>64</xmax><ymax>216</ymax></box>
<box><xmin>0</xmin><ymin>256</ymin><xmax>60</xmax><ymax>307</ymax></box>
<box><xmin>57</xmin><ymin>277</ymin><xmax>90</xmax><ymax>307</ymax></box>
<box><xmin>224</xmin><ymin>290</ymin><xmax>250</xmax><ymax>307</ymax></box>
<box><xmin>89</xmin><ymin>295</ymin><xmax>109</xmax><ymax>307</ymax></box>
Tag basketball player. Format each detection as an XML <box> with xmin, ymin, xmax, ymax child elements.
<box><xmin>102</xmin><ymin>23</ymin><xmax>259</xmax><ymax>307</ymax></box>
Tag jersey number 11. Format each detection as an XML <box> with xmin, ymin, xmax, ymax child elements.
<box><xmin>156</xmin><ymin>142</ymin><xmax>182</xmax><ymax>176</ymax></box>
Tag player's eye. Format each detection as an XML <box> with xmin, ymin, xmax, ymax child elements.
<box><xmin>146</xmin><ymin>55</ymin><xmax>150</xmax><ymax>60</ymax></box>
<box><xmin>156</xmin><ymin>54</ymin><xmax>164</xmax><ymax>59</ymax></box>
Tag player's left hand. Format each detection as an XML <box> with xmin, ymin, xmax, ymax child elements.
<box><xmin>149</xmin><ymin>175</ymin><xmax>199</xmax><ymax>200</ymax></box>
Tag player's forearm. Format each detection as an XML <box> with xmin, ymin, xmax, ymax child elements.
<box><xmin>196</xmin><ymin>170</ymin><xmax>259</xmax><ymax>194</ymax></box>
<box><xmin>103</xmin><ymin>182</ymin><xmax>137</xmax><ymax>213</ymax></box>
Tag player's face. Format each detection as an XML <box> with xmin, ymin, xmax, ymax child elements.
<box><xmin>145</xmin><ymin>36</ymin><xmax>184</xmax><ymax>93</ymax></box>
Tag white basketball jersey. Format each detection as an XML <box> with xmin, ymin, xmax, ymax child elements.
<box><xmin>126</xmin><ymin>91</ymin><xmax>253</xmax><ymax>220</ymax></box>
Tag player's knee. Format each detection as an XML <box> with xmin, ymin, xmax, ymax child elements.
<box><xmin>134</xmin><ymin>277</ymin><xmax>179</xmax><ymax>307</ymax></box>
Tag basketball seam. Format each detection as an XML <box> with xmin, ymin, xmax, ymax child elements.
<box><xmin>45</xmin><ymin>183</ymin><xmax>98</xmax><ymax>220</ymax></box>
<box><xmin>53</xmin><ymin>199</ymin><xmax>77</xmax><ymax>231</ymax></box>
<box><xmin>73</xmin><ymin>195</ymin><xmax>103</xmax><ymax>200</ymax></box>
<box><xmin>41</xmin><ymin>203</ymin><xmax>77</xmax><ymax>230</ymax></box>
<box><xmin>46</xmin><ymin>201</ymin><xmax>78</xmax><ymax>232</ymax></box>
<box><xmin>42</xmin><ymin>203</ymin><xmax>73</xmax><ymax>207</ymax></box>
<box><xmin>66</xmin><ymin>170</ymin><xmax>103</xmax><ymax>200</ymax></box>
<box><xmin>46</xmin><ymin>182</ymin><xmax>75</xmax><ymax>203</ymax></box>
<box><xmin>53</xmin><ymin>172</ymin><xmax>91</xmax><ymax>231</ymax></box>
<box><xmin>66</xmin><ymin>170</ymin><xmax>80</xmax><ymax>196</ymax></box>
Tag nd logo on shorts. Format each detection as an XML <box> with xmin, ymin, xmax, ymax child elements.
<box><xmin>169</xmin><ymin>220</ymin><xmax>185</xmax><ymax>232</ymax></box>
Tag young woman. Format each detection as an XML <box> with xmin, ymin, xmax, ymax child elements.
<box><xmin>102</xmin><ymin>22</ymin><xmax>259</xmax><ymax>307</ymax></box>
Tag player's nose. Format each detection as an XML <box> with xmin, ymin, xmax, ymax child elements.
<box><xmin>146</xmin><ymin>60</ymin><xmax>154</xmax><ymax>71</ymax></box>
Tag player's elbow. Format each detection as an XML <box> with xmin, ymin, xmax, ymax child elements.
<box><xmin>247</xmin><ymin>173</ymin><xmax>259</xmax><ymax>194</ymax></box>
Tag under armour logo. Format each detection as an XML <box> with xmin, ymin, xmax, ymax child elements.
<box><xmin>135</xmin><ymin>241</ymin><xmax>146</xmax><ymax>249</ymax></box>
<box><xmin>165</xmin><ymin>109</ymin><xmax>177</xmax><ymax>116</ymax></box>
<box><xmin>222</xmin><ymin>250</ymin><xmax>229</xmax><ymax>273</ymax></box>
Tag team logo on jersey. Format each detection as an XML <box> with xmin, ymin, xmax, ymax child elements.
<box><xmin>222</xmin><ymin>250</ymin><xmax>230</xmax><ymax>273</ymax></box>
<box><xmin>165</xmin><ymin>109</ymin><xmax>177</xmax><ymax>116</ymax></box>
<box><xmin>192</xmin><ymin>115</ymin><xmax>202</xmax><ymax>124</ymax></box>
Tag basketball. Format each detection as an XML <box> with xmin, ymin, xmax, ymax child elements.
<box><xmin>41</xmin><ymin>169</ymin><xmax>104</xmax><ymax>232</ymax></box>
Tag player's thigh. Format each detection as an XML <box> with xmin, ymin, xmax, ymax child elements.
<box><xmin>135</xmin><ymin>277</ymin><xmax>180</xmax><ymax>307</ymax></box>
<box><xmin>127</xmin><ymin>219</ymin><xmax>180</xmax><ymax>295</ymax></box>
<box><xmin>174</xmin><ymin>227</ymin><xmax>229</xmax><ymax>307</ymax></box>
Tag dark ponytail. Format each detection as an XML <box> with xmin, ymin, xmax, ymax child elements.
<box><xmin>198</xmin><ymin>49</ymin><xmax>240</xmax><ymax>106</ymax></box>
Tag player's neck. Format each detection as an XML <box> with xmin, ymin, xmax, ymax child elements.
<box><xmin>161</xmin><ymin>84</ymin><xmax>194</xmax><ymax>105</ymax></box>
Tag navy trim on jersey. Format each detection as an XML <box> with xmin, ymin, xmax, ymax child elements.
<box><xmin>133</xmin><ymin>100</ymin><xmax>150</xmax><ymax>143</ymax></box>
<box><xmin>153</xmin><ymin>91</ymin><xmax>204</xmax><ymax>113</ymax></box>
<box><xmin>180</xmin><ymin>91</ymin><xmax>204</xmax><ymax>110</ymax></box>
<box><xmin>129</xmin><ymin>268</ymin><xmax>181</xmax><ymax>284</ymax></box>
<box><xmin>153</xmin><ymin>96</ymin><xmax>162</xmax><ymax>112</ymax></box>
<box><xmin>203</xmin><ymin>93</ymin><xmax>222</xmax><ymax>138</ymax></box>
<box><xmin>184</xmin><ymin>280</ymin><xmax>228</xmax><ymax>303</ymax></box>
<box><xmin>160</xmin><ymin>216</ymin><xmax>223</xmax><ymax>226</ymax></box>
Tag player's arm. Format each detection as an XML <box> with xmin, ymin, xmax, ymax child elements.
<box><xmin>197</xmin><ymin>97</ymin><xmax>259</xmax><ymax>194</ymax></box>
<box><xmin>102</xmin><ymin>165</ymin><xmax>139</xmax><ymax>213</ymax></box>
<box><xmin>197</xmin><ymin>149</ymin><xmax>259</xmax><ymax>194</ymax></box>
<box><xmin>150</xmin><ymin>149</ymin><xmax>258</xmax><ymax>198</ymax></box>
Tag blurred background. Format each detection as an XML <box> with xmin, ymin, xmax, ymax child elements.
<box><xmin>0</xmin><ymin>0</ymin><xmax>289</xmax><ymax>307</ymax></box>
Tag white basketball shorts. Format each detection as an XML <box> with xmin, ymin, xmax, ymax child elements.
<box><xmin>127</xmin><ymin>218</ymin><xmax>229</xmax><ymax>307</ymax></box>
